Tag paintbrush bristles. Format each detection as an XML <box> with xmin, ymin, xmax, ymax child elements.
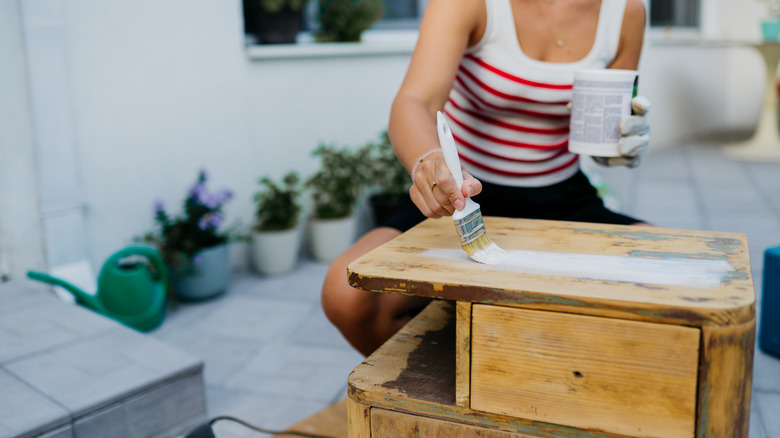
<box><xmin>454</xmin><ymin>209</ymin><xmax>506</xmax><ymax>265</ymax></box>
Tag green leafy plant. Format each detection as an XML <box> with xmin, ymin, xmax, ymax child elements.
<box><xmin>315</xmin><ymin>0</ymin><xmax>384</xmax><ymax>42</ymax></box>
<box><xmin>253</xmin><ymin>171</ymin><xmax>302</xmax><ymax>232</ymax></box>
<box><xmin>137</xmin><ymin>170</ymin><xmax>239</xmax><ymax>271</ymax></box>
<box><xmin>364</xmin><ymin>130</ymin><xmax>411</xmax><ymax>202</ymax></box>
<box><xmin>305</xmin><ymin>144</ymin><xmax>372</xmax><ymax>219</ymax></box>
<box><xmin>258</xmin><ymin>0</ymin><xmax>309</xmax><ymax>12</ymax></box>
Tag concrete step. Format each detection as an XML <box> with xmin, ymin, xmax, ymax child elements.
<box><xmin>0</xmin><ymin>281</ymin><xmax>206</xmax><ymax>438</ymax></box>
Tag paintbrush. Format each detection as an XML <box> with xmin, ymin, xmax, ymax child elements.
<box><xmin>436</xmin><ymin>111</ymin><xmax>506</xmax><ymax>264</ymax></box>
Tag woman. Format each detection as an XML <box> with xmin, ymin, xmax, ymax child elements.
<box><xmin>322</xmin><ymin>0</ymin><xmax>650</xmax><ymax>356</ymax></box>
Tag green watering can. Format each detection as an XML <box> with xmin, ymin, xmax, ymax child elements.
<box><xmin>27</xmin><ymin>246</ymin><xmax>169</xmax><ymax>332</ymax></box>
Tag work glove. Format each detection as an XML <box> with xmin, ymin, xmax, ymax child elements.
<box><xmin>592</xmin><ymin>96</ymin><xmax>651</xmax><ymax>168</ymax></box>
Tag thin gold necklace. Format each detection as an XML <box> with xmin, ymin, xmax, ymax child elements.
<box><xmin>535</xmin><ymin>0</ymin><xmax>565</xmax><ymax>47</ymax></box>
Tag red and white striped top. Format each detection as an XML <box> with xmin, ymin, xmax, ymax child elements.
<box><xmin>443</xmin><ymin>0</ymin><xmax>628</xmax><ymax>187</ymax></box>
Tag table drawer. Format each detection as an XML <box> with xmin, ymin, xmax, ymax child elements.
<box><xmin>469</xmin><ymin>304</ymin><xmax>700</xmax><ymax>438</ymax></box>
<box><xmin>371</xmin><ymin>408</ymin><xmax>536</xmax><ymax>438</ymax></box>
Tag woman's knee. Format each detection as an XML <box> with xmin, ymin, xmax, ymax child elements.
<box><xmin>320</xmin><ymin>227</ymin><xmax>401</xmax><ymax>328</ymax></box>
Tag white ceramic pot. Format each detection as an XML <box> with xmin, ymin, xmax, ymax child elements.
<box><xmin>250</xmin><ymin>227</ymin><xmax>302</xmax><ymax>275</ymax></box>
<box><xmin>308</xmin><ymin>215</ymin><xmax>357</xmax><ymax>262</ymax></box>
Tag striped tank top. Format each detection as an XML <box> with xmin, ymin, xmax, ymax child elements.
<box><xmin>443</xmin><ymin>0</ymin><xmax>628</xmax><ymax>187</ymax></box>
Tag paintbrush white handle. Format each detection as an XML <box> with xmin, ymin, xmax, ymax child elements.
<box><xmin>436</xmin><ymin>111</ymin><xmax>479</xmax><ymax>221</ymax></box>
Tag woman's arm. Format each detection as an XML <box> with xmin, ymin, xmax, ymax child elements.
<box><xmin>388</xmin><ymin>0</ymin><xmax>484</xmax><ymax>218</ymax></box>
<box><xmin>608</xmin><ymin>0</ymin><xmax>646</xmax><ymax>70</ymax></box>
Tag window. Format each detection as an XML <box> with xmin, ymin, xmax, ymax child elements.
<box><xmin>244</xmin><ymin>0</ymin><xmax>429</xmax><ymax>44</ymax></box>
<box><xmin>649</xmin><ymin>0</ymin><xmax>700</xmax><ymax>28</ymax></box>
<box><xmin>374</xmin><ymin>0</ymin><xmax>428</xmax><ymax>29</ymax></box>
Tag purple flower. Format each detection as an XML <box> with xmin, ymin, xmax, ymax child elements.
<box><xmin>189</xmin><ymin>182</ymin><xmax>206</xmax><ymax>205</ymax></box>
<box><xmin>204</xmin><ymin>190</ymin><xmax>233</xmax><ymax>209</ymax></box>
<box><xmin>192</xmin><ymin>254</ymin><xmax>203</xmax><ymax>266</ymax></box>
<box><xmin>198</xmin><ymin>215</ymin><xmax>209</xmax><ymax>231</ymax></box>
<box><xmin>197</xmin><ymin>212</ymin><xmax>223</xmax><ymax>231</ymax></box>
<box><xmin>153</xmin><ymin>199</ymin><xmax>165</xmax><ymax>213</ymax></box>
<box><xmin>209</xmin><ymin>212</ymin><xmax>223</xmax><ymax>229</ymax></box>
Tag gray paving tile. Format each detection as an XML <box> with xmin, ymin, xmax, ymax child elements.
<box><xmin>754</xmin><ymin>348</ymin><xmax>780</xmax><ymax>392</ymax></box>
<box><xmin>0</xmin><ymin>293</ymin><xmax>118</xmax><ymax>365</ymax></box>
<box><xmin>182</xmin><ymin>295</ymin><xmax>313</xmax><ymax>343</ymax></box>
<box><xmin>750</xmin><ymin>402</ymin><xmax>767</xmax><ymax>438</ymax></box>
<box><xmin>755</xmin><ymin>392</ymin><xmax>780</xmax><ymax>437</ymax></box>
<box><xmin>159</xmin><ymin>333</ymin><xmax>262</xmax><ymax>386</ymax></box>
<box><xmin>205</xmin><ymin>388</ymin><xmax>328</xmax><ymax>438</ymax></box>
<box><xmin>288</xmin><ymin>305</ymin><xmax>355</xmax><ymax>351</ymax></box>
<box><xmin>5</xmin><ymin>330</ymin><xmax>201</xmax><ymax>417</ymax></box>
<box><xmin>699</xmin><ymin>187</ymin><xmax>771</xmax><ymax>213</ymax></box>
<box><xmin>228</xmin><ymin>262</ymin><xmax>329</xmax><ymax>302</ymax></box>
<box><xmin>0</xmin><ymin>280</ymin><xmax>50</xmax><ymax>314</ymax></box>
<box><xmin>0</xmin><ymin>368</ymin><xmax>69</xmax><ymax>438</ymax></box>
<box><xmin>222</xmin><ymin>343</ymin><xmax>362</xmax><ymax>404</ymax></box>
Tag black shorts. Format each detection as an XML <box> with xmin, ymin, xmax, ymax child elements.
<box><xmin>382</xmin><ymin>170</ymin><xmax>641</xmax><ymax>233</ymax></box>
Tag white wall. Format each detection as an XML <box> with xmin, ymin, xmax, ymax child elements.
<box><xmin>58</xmin><ymin>0</ymin><xmax>408</xmax><ymax>269</ymax></box>
<box><xmin>0</xmin><ymin>0</ymin><xmax>46</xmax><ymax>279</ymax></box>
<box><xmin>5</xmin><ymin>0</ymin><xmax>771</xmax><ymax>272</ymax></box>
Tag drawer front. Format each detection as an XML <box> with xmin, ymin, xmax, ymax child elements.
<box><xmin>470</xmin><ymin>305</ymin><xmax>700</xmax><ymax>438</ymax></box>
<box><xmin>371</xmin><ymin>408</ymin><xmax>536</xmax><ymax>438</ymax></box>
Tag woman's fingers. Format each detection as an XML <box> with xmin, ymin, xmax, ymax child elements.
<box><xmin>410</xmin><ymin>156</ymin><xmax>473</xmax><ymax>218</ymax></box>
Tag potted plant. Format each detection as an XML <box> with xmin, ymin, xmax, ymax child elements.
<box><xmin>305</xmin><ymin>143</ymin><xmax>371</xmax><ymax>262</ymax></box>
<box><xmin>314</xmin><ymin>0</ymin><xmax>384</xmax><ymax>43</ymax></box>
<box><xmin>253</xmin><ymin>0</ymin><xmax>310</xmax><ymax>44</ymax></box>
<box><xmin>364</xmin><ymin>131</ymin><xmax>411</xmax><ymax>226</ymax></box>
<box><xmin>138</xmin><ymin>170</ymin><xmax>237</xmax><ymax>301</ymax></box>
<box><xmin>251</xmin><ymin>171</ymin><xmax>303</xmax><ymax>275</ymax></box>
<box><xmin>759</xmin><ymin>0</ymin><xmax>780</xmax><ymax>40</ymax></box>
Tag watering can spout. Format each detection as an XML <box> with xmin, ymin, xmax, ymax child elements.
<box><xmin>26</xmin><ymin>246</ymin><xmax>169</xmax><ymax>332</ymax></box>
<box><xmin>26</xmin><ymin>271</ymin><xmax>100</xmax><ymax>308</ymax></box>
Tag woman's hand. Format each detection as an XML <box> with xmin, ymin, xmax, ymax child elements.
<box><xmin>593</xmin><ymin>96</ymin><xmax>651</xmax><ymax>168</ymax></box>
<box><xmin>409</xmin><ymin>152</ymin><xmax>482</xmax><ymax>218</ymax></box>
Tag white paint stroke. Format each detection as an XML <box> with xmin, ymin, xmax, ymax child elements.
<box><xmin>419</xmin><ymin>249</ymin><xmax>734</xmax><ymax>288</ymax></box>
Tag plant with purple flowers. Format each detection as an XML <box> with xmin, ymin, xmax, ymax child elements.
<box><xmin>138</xmin><ymin>170</ymin><xmax>236</xmax><ymax>271</ymax></box>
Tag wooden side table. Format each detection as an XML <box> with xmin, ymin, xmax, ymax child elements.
<box><xmin>347</xmin><ymin>217</ymin><xmax>755</xmax><ymax>438</ymax></box>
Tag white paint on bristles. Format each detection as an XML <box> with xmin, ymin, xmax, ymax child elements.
<box><xmin>420</xmin><ymin>249</ymin><xmax>734</xmax><ymax>288</ymax></box>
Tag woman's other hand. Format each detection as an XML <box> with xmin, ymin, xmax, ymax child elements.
<box><xmin>593</xmin><ymin>95</ymin><xmax>651</xmax><ymax>168</ymax></box>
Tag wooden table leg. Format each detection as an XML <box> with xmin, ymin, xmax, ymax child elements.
<box><xmin>697</xmin><ymin>318</ymin><xmax>756</xmax><ymax>438</ymax></box>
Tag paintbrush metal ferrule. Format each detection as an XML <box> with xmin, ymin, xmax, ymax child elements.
<box><xmin>454</xmin><ymin>209</ymin><xmax>486</xmax><ymax>246</ymax></box>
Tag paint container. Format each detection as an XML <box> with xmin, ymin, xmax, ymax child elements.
<box><xmin>568</xmin><ymin>69</ymin><xmax>638</xmax><ymax>157</ymax></box>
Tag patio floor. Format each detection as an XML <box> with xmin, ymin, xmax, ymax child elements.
<box><xmin>150</xmin><ymin>140</ymin><xmax>780</xmax><ymax>438</ymax></box>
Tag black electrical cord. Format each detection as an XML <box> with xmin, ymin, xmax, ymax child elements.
<box><xmin>184</xmin><ymin>415</ymin><xmax>337</xmax><ymax>438</ymax></box>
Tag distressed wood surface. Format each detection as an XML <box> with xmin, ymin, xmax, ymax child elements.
<box><xmin>348</xmin><ymin>217</ymin><xmax>754</xmax><ymax>326</ymax></box>
<box><xmin>349</xmin><ymin>300</ymin><xmax>629</xmax><ymax>438</ymax></box>
<box><xmin>371</xmin><ymin>409</ymin><xmax>538</xmax><ymax>438</ymax></box>
<box><xmin>347</xmin><ymin>397</ymin><xmax>370</xmax><ymax>438</ymax></box>
<box><xmin>455</xmin><ymin>301</ymin><xmax>472</xmax><ymax>408</ymax></box>
<box><xmin>470</xmin><ymin>305</ymin><xmax>700</xmax><ymax>438</ymax></box>
<box><xmin>697</xmin><ymin>319</ymin><xmax>756</xmax><ymax>438</ymax></box>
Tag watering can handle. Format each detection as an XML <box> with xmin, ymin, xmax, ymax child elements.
<box><xmin>106</xmin><ymin>246</ymin><xmax>169</xmax><ymax>287</ymax></box>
